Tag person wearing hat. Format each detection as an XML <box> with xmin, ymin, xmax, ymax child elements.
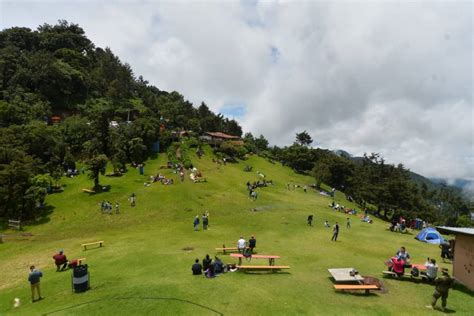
<box><xmin>52</xmin><ymin>249</ymin><xmax>68</xmax><ymax>271</ymax></box>
<box><xmin>427</xmin><ymin>268</ymin><xmax>454</xmax><ymax>311</ymax></box>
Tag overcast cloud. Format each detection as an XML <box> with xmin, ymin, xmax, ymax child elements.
<box><xmin>1</xmin><ymin>0</ymin><xmax>472</xmax><ymax>182</ymax></box>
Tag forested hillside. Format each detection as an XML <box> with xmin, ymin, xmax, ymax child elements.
<box><xmin>0</xmin><ymin>21</ymin><xmax>470</xmax><ymax>227</ymax></box>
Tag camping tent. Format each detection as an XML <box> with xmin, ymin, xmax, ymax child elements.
<box><xmin>415</xmin><ymin>227</ymin><xmax>445</xmax><ymax>244</ymax></box>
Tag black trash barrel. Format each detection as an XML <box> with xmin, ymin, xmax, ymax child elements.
<box><xmin>72</xmin><ymin>264</ymin><xmax>89</xmax><ymax>293</ymax></box>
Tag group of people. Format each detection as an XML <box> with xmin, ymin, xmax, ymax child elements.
<box><xmin>28</xmin><ymin>249</ymin><xmax>84</xmax><ymax>302</ymax></box>
<box><xmin>150</xmin><ymin>173</ymin><xmax>174</xmax><ymax>185</ymax></box>
<box><xmin>100</xmin><ymin>201</ymin><xmax>119</xmax><ymax>214</ymax></box>
<box><xmin>193</xmin><ymin>212</ymin><xmax>210</xmax><ymax>231</ymax></box>
<box><xmin>385</xmin><ymin>246</ymin><xmax>455</xmax><ymax>311</ymax></box>
<box><xmin>192</xmin><ymin>255</ymin><xmax>231</xmax><ymax>278</ymax></box>
<box><xmin>237</xmin><ymin>235</ymin><xmax>257</xmax><ymax>254</ymax></box>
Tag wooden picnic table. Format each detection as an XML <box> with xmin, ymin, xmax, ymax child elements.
<box><xmin>328</xmin><ymin>268</ymin><xmax>364</xmax><ymax>283</ymax></box>
<box><xmin>410</xmin><ymin>264</ymin><xmax>427</xmax><ymax>271</ymax></box>
<box><xmin>230</xmin><ymin>253</ymin><xmax>280</xmax><ymax>265</ymax></box>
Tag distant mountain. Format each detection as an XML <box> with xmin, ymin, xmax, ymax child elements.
<box><xmin>430</xmin><ymin>178</ymin><xmax>474</xmax><ymax>192</ymax></box>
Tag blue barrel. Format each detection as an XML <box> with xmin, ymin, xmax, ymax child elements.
<box><xmin>72</xmin><ymin>264</ymin><xmax>89</xmax><ymax>293</ymax></box>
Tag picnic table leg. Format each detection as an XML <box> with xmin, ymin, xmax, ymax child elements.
<box><xmin>238</xmin><ymin>257</ymin><xmax>242</xmax><ymax>265</ymax></box>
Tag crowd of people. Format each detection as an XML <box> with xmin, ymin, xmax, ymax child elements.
<box><xmin>192</xmin><ymin>255</ymin><xmax>233</xmax><ymax>278</ymax></box>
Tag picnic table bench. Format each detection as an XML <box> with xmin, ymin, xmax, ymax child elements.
<box><xmin>236</xmin><ymin>265</ymin><xmax>290</xmax><ymax>272</ymax></box>
<box><xmin>333</xmin><ymin>284</ymin><xmax>380</xmax><ymax>295</ymax></box>
<box><xmin>230</xmin><ymin>253</ymin><xmax>280</xmax><ymax>265</ymax></box>
<box><xmin>82</xmin><ymin>240</ymin><xmax>104</xmax><ymax>250</ymax></box>
<box><xmin>82</xmin><ymin>188</ymin><xmax>95</xmax><ymax>193</ymax></box>
<box><xmin>215</xmin><ymin>245</ymin><xmax>250</xmax><ymax>254</ymax></box>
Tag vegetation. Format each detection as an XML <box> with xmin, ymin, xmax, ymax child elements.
<box><xmin>0</xmin><ymin>151</ymin><xmax>473</xmax><ymax>315</ymax></box>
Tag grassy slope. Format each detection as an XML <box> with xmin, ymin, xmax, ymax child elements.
<box><xmin>0</xmin><ymin>148</ymin><xmax>473</xmax><ymax>315</ymax></box>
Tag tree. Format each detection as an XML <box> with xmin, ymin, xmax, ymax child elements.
<box><xmin>255</xmin><ymin>134</ymin><xmax>269</xmax><ymax>152</ymax></box>
<box><xmin>86</xmin><ymin>154</ymin><xmax>108</xmax><ymax>189</ymax></box>
<box><xmin>295</xmin><ymin>130</ymin><xmax>313</xmax><ymax>147</ymax></box>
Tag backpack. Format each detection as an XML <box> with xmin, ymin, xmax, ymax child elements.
<box><xmin>411</xmin><ymin>267</ymin><xmax>419</xmax><ymax>277</ymax></box>
<box><xmin>243</xmin><ymin>248</ymin><xmax>252</xmax><ymax>260</ymax></box>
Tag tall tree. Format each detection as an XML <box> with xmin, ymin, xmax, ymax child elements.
<box><xmin>295</xmin><ymin>130</ymin><xmax>313</xmax><ymax>147</ymax></box>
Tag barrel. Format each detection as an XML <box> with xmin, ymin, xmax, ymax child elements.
<box><xmin>72</xmin><ymin>264</ymin><xmax>89</xmax><ymax>293</ymax></box>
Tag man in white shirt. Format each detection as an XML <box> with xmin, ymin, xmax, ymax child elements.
<box><xmin>422</xmin><ymin>258</ymin><xmax>438</xmax><ymax>281</ymax></box>
<box><xmin>237</xmin><ymin>236</ymin><xmax>246</xmax><ymax>254</ymax></box>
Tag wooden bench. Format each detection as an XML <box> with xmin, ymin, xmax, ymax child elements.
<box><xmin>82</xmin><ymin>241</ymin><xmax>104</xmax><ymax>250</ymax></box>
<box><xmin>237</xmin><ymin>265</ymin><xmax>290</xmax><ymax>272</ymax></box>
<box><xmin>382</xmin><ymin>271</ymin><xmax>413</xmax><ymax>278</ymax></box>
<box><xmin>333</xmin><ymin>284</ymin><xmax>380</xmax><ymax>295</ymax></box>
<box><xmin>8</xmin><ymin>219</ymin><xmax>21</xmax><ymax>230</ymax></box>
<box><xmin>215</xmin><ymin>246</ymin><xmax>250</xmax><ymax>254</ymax></box>
<box><xmin>82</xmin><ymin>189</ymin><xmax>95</xmax><ymax>193</ymax></box>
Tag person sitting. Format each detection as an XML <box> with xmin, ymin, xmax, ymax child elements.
<box><xmin>214</xmin><ymin>256</ymin><xmax>224</xmax><ymax>275</ymax></box>
<box><xmin>392</xmin><ymin>257</ymin><xmax>406</xmax><ymax>277</ymax></box>
<box><xmin>52</xmin><ymin>250</ymin><xmax>68</xmax><ymax>271</ymax></box>
<box><xmin>421</xmin><ymin>258</ymin><xmax>438</xmax><ymax>282</ymax></box>
<box><xmin>202</xmin><ymin>254</ymin><xmax>212</xmax><ymax>272</ymax></box>
<box><xmin>192</xmin><ymin>259</ymin><xmax>203</xmax><ymax>275</ymax></box>
<box><xmin>205</xmin><ymin>262</ymin><xmax>215</xmax><ymax>278</ymax></box>
<box><xmin>396</xmin><ymin>246</ymin><xmax>411</xmax><ymax>264</ymax></box>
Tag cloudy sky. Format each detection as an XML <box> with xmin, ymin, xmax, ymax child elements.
<box><xmin>1</xmin><ymin>0</ymin><xmax>473</xmax><ymax>182</ymax></box>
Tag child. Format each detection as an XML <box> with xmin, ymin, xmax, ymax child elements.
<box><xmin>324</xmin><ymin>220</ymin><xmax>330</xmax><ymax>228</ymax></box>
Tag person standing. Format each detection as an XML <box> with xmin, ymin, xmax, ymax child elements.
<box><xmin>249</xmin><ymin>235</ymin><xmax>257</xmax><ymax>253</ymax></box>
<box><xmin>28</xmin><ymin>265</ymin><xmax>43</xmax><ymax>303</ymax></box>
<box><xmin>331</xmin><ymin>222</ymin><xmax>339</xmax><ymax>241</ymax></box>
<box><xmin>193</xmin><ymin>216</ymin><xmax>200</xmax><ymax>231</ymax></box>
<box><xmin>237</xmin><ymin>236</ymin><xmax>246</xmax><ymax>254</ymax></box>
<box><xmin>307</xmin><ymin>215</ymin><xmax>313</xmax><ymax>226</ymax></box>
<box><xmin>346</xmin><ymin>217</ymin><xmax>351</xmax><ymax>229</ymax></box>
<box><xmin>202</xmin><ymin>213</ymin><xmax>208</xmax><ymax>230</ymax></box>
<box><xmin>130</xmin><ymin>193</ymin><xmax>136</xmax><ymax>207</ymax></box>
<box><xmin>427</xmin><ymin>268</ymin><xmax>454</xmax><ymax>312</ymax></box>
<box><xmin>115</xmin><ymin>202</ymin><xmax>120</xmax><ymax>214</ymax></box>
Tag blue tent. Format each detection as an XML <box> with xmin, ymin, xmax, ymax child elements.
<box><xmin>415</xmin><ymin>227</ymin><xmax>445</xmax><ymax>244</ymax></box>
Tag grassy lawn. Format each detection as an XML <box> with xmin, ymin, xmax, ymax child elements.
<box><xmin>1</xmin><ymin>148</ymin><xmax>473</xmax><ymax>315</ymax></box>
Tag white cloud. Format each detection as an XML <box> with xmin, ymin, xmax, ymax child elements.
<box><xmin>1</xmin><ymin>0</ymin><xmax>472</xmax><ymax>180</ymax></box>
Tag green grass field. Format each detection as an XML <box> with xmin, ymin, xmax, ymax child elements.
<box><xmin>1</xmin><ymin>148</ymin><xmax>473</xmax><ymax>315</ymax></box>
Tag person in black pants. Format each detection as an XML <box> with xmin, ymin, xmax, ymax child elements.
<box><xmin>192</xmin><ymin>259</ymin><xmax>202</xmax><ymax>275</ymax></box>
<box><xmin>249</xmin><ymin>235</ymin><xmax>257</xmax><ymax>253</ymax></box>
<box><xmin>331</xmin><ymin>222</ymin><xmax>339</xmax><ymax>241</ymax></box>
<box><xmin>307</xmin><ymin>215</ymin><xmax>313</xmax><ymax>226</ymax></box>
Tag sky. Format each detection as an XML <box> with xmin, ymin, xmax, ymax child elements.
<box><xmin>1</xmin><ymin>0</ymin><xmax>473</xmax><ymax>183</ymax></box>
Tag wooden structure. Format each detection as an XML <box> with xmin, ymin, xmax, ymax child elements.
<box><xmin>333</xmin><ymin>284</ymin><xmax>380</xmax><ymax>295</ymax></box>
<box><xmin>8</xmin><ymin>219</ymin><xmax>21</xmax><ymax>230</ymax></box>
<box><xmin>437</xmin><ymin>226</ymin><xmax>474</xmax><ymax>291</ymax></box>
<box><xmin>82</xmin><ymin>240</ymin><xmax>104</xmax><ymax>250</ymax></box>
<box><xmin>236</xmin><ymin>265</ymin><xmax>290</xmax><ymax>272</ymax></box>
<box><xmin>200</xmin><ymin>132</ymin><xmax>243</xmax><ymax>146</ymax></box>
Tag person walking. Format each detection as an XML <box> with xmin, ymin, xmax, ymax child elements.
<box><xmin>28</xmin><ymin>265</ymin><xmax>43</xmax><ymax>303</ymax></box>
<box><xmin>346</xmin><ymin>217</ymin><xmax>351</xmax><ymax>229</ymax></box>
<box><xmin>331</xmin><ymin>222</ymin><xmax>340</xmax><ymax>241</ymax></box>
<box><xmin>427</xmin><ymin>268</ymin><xmax>454</xmax><ymax>312</ymax></box>
<box><xmin>193</xmin><ymin>216</ymin><xmax>200</xmax><ymax>231</ymax></box>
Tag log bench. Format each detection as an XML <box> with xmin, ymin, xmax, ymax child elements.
<box><xmin>382</xmin><ymin>270</ymin><xmax>413</xmax><ymax>278</ymax></box>
<box><xmin>82</xmin><ymin>189</ymin><xmax>95</xmax><ymax>193</ymax></box>
<box><xmin>333</xmin><ymin>284</ymin><xmax>380</xmax><ymax>295</ymax></box>
<box><xmin>82</xmin><ymin>241</ymin><xmax>104</xmax><ymax>250</ymax></box>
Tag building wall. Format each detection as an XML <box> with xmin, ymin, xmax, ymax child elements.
<box><xmin>453</xmin><ymin>234</ymin><xmax>474</xmax><ymax>290</ymax></box>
